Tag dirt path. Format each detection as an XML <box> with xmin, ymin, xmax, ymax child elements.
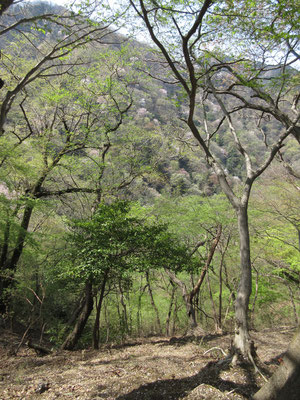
<box><xmin>0</xmin><ymin>328</ymin><xmax>295</xmax><ymax>399</ymax></box>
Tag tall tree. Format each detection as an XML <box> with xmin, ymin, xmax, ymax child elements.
<box><xmin>125</xmin><ymin>0</ymin><xmax>299</xmax><ymax>363</ymax></box>
<box><xmin>0</xmin><ymin>1</ymin><xmax>120</xmax><ymax>136</ymax></box>
<box><xmin>60</xmin><ymin>201</ymin><xmax>190</xmax><ymax>349</ymax></box>
<box><xmin>165</xmin><ymin>224</ymin><xmax>222</xmax><ymax>329</ymax></box>
<box><xmin>0</xmin><ymin>49</ymin><xmax>134</xmax><ymax>314</ymax></box>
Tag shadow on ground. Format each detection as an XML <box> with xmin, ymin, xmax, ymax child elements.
<box><xmin>113</xmin><ymin>359</ymin><xmax>259</xmax><ymax>400</ymax></box>
<box><xmin>108</xmin><ymin>332</ymin><xmax>229</xmax><ymax>351</ymax></box>
<box><xmin>165</xmin><ymin>333</ymin><xmax>228</xmax><ymax>347</ymax></box>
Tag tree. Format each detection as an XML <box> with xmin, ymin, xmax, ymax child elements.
<box><xmin>165</xmin><ymin>224</ymin><xmax>222</xmax><ymax>329</ymax></box>
<box><xmin>0</xmin><ymin>1</ymin><xmax>120</xmax><ymax>136</ymax></box>
<box><xmin>60</xmin><ymin>201</ymin><xmax>190</xmax><ymax>349</ymax></box>
<box><xmin>124</xmin><ymin>0</ymin><xmax>299</xmax><ymax>363</ymax></box>
<box><xmin>153</xmin><ymin>194</ymin><xmax>236</xmax><ymax>331</ymax></box>
<box><xmin>249</xmin><ymin>164</ymin><xmax>300</xmax><ymax>326</ymax></box>
<box><xmin>0</xmin><ymin>48</ymin><xmax>134</xmax><ymax>314</ymax></box>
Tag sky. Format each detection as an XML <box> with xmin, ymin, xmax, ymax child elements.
<box><xmin>26</xmin><ymin>0</ymin><xmax>300</xmax><ymax>68</ymax></box>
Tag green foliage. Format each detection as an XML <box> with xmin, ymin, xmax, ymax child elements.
<box><xmin>60</xmin><ymin>201</ymin><xmax>190</xmax><ymax>282</ymax></box>
<box><xmin>0</xmin><ymin>1</ymin><xmax>299</xmax><ymax>344</ymax></box>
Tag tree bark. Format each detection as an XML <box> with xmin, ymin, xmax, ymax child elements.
<box><xmin>206</xmin><ymin>271</ymin><xmax>220</xmax><ymax>332</ymax></box>
<box><xmin>0</xmin><ymin>160</ymin><xmax>65</xmax><ymax>313</ymax></box>
<box><xmin>92</xmin><ymin>270</ymin><xmax>108</xmax><ymax>350</ymax></box>
<box><xmin>0</xmin><ymin>202</ymin><xmax>34</xmax><ymax>314</ymax></box>
<box><xmin>119</xmin><ymin>283</ymin><xmax>129</xmax><ymax>337</ymax></box>
<box><xmin>145</xmin><ymin>272</ymin><xmax>162</xmax><ymax>335</ymax></box>
<box><xmin>232</xmin><ymin>205</ymin><xmax>253</xmax><ymax>363</ymax></box>
<box><xmin>253</xmin><ymin>326</ymin><xmax>300</xmax><ymax>400</ymax></box>
<box><xmin>61</xmin><ymin>281</ymin><xmax>93</xmax><ymax>350</ymax></box>
<box><xmin>218</xmin><ymin>253</ymin><xmax>224</xmax><ymax>332</ymax></box>
<box><xmin>130</xmin><ymin>0</ymin><xmax>298</xmax><ymax>369</ymax></box>
<box><xmin>286</xmin><ymin>284</ymin><xmax>299</xmax><ymax>326</ymax></box>
<box><xmin>166</xmin><ymin>282</ymin><xmax>176</xmax><ymax>336</ymax></box>
<box><xmin>136</xmin><ymin>278</ymin><xmax>147</xmax><ymax>336</ymax></box>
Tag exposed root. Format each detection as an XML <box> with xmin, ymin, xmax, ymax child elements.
<box><xmin>203</xmin><ymin>346</ymin><xmax>227</xmax><ymax>357</ymax></box>
<box><xmin>231</xmin><ymin>340</ymin><xmax>268</xmax><ymax>382</ymax></box>
<box><xmin>248</xmin><ymin>349</ymin><xmax>268</xmax><ymax>382</ymax></box>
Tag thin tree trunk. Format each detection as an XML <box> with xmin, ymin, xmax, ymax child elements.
<box><xmin>61</xmin><ymin>281</ymin><xmax>93</xmax><ymax>350</ymax></box>
<box><xmin>104</xmin><ymin>300</ymin><xmax>110</xmax><ymax>343</ymax></box>
<box><xmin>164</xmin><ymin>269</ymin><xmax>197</xmax><ymax>328</ymax></box>
<box><xmin>189</xmin><ymin>224</ymin><xmax>222</xmax><ymax>305</ymax></box>
<box><xmin>223</xmin><ymin>291</ymin><xmax>234</xmax><ymax>326</ymax></box>
<box><xmin>286</xmin><ymin>284</ymin><xmax>299</xmax><ymax>326</ymax></box>
<box><xmin>217</xmin><ymin>235</ymin><xmax>230</xmax><ymax>333</ymax></box>
<box><xmin>166</xmin><ymin>283</ymin><xmax>176</xmax><ymax>336</ymax></box>
<box><xmin>137</xmin><ymin>278</ymin><xmax>147</xmax><ymax>336</ymax></box>
<box><xmin>0</xmin><ymin>202</ymin><xmax>34</xmax><ymax>314</ymax></box>
<box><xmin>218</xmin><ymin>257</ymin><xmax>223</xmax><ymax>332</ymax></box>
<box><xmin>119</xmin><ymin>283</ymin><xmax>129</xmax><ymax>338</ymax></box>
<box><xmin>0</xmin><ymin>214</ymin><xmax>11</xmax><ymax>267</ymax></box>
<box><xmin>66</xmin><ymin>293</ymin><xmax>86</xmax><ymax>330</ymax></box>
<box><xmin>145</xmin><ymin>272</ymin><xmax>162</xmax><ymax>335</ymax></box>
<box><xmin>165</xmin><ymin>224</ymin><xmax>222</xmax><ymax>330</ymax></box>
<box><xmin>92</xmin><ymin>270</ymin><xmax>109</xmax><ymax>350</ymax></box>
<box><xmin>0</xmin><ymin>169</ymin><xmax>56</xmax><ymax>314</ymax></box>
<box><xmin>206</xmin><ymin>271</ymin><xmax>219</xmax><ymax>332</ymax></box>
<box><xmin>172</xmin><ymin>296</ymin><xmax>179</xmax><ymax>335</ymax></box>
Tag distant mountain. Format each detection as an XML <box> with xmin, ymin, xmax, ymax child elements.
<box><xmin>1</xmin><ymin>1</ymin><xmax>298</xmax><ymax>201</ymax></box>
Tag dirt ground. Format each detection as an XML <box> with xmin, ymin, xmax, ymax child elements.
<box><xmin>0</xmin><ymin>327</ymin><xmax>296</xmax><ymax>400</ymax></box>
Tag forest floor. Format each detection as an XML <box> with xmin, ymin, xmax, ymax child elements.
<box><xmin>0</xmin><ymin>326</ymin><xmax>296</xmax><ymax>400</ymax></box>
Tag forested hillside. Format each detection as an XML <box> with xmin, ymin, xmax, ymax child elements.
<box><xmin>0</xmin><ymin>1</ymin><xmax>299</xmax><ymax>399</ymax></box>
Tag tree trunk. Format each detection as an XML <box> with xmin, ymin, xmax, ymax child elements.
<box><xmin>218</xmin><ymin>255</ymin><xmax>223</xmax><ymax>332</ymax></box>
<box><xmin>104</xmin><ymin>300</ymin><xmax>110</xmax><ymax>343</ymax></box>
<box><xmin>119</xmin><ymin>283</ymin><xmax>129</xmax><ymax>338</ymax></box>
<box><xmin>0</xmin><ymin>214</ymin><xmax>11</xmax><ymax>268</ymax></box>
<box><xmin>145</xmin><ymin>272</ymin><xmax>162</xmax><ymax>335</ymax></box>
<box><xmin>166</xmin><ymin>283</ymin><xmax>175</xmax><ymax>336</ymax></box>
<box><xmin>92</xmin><ymin>270</ymin><xmax>108</xmax><ymax>350</ymax></box>
<box><xmin>61</xmin><ymin>281</ymin><xmax>93</xmax><ymax>350</ymax></box>
<box><xmin>164</xmin><ymin>269</ymin><xmax>197</xmax><ymax>328</ymax></box>
<box><xmin>172</xmin><ymin>296</ymin><xmax>179</xmax><ymax>335</ymax></box>
<box><xmin>0</xmin><ymin>174</ymin><xmax>48</xmax><ymax>314</ymax></box>
<box><xmin>137</xmin><ymin>278</ymin><xmax>147</xmax><ymax>336</ymax></box>
<box><xmin>253</xmin><ymin>326</ymin><xmax>300</xmax><ymax>400</ymax></box>
<box><xmin>232</xmin><ymin>205</ymin><xmax>253</xmax><ymax>363</ymax></box>
<box><xmin>286</xmin><ymin>284</ymin><xmax>299</xmax><ymax>326</ymax></box>
<box><xmin>217</xmin><ymin>235</ymin><xmax>230</xmax><ymax>333</ymax></box>
<box><xmin>0</xmin><ymin>203</ymin><xmax>34</xmax><ymax>314</ymax></box>
<box><xmin>165</xmin><ymin>224</ymin><xmax>222</xmax><ymax>331</ymax></box>
<box><xmin>250</xmin><ymin>267</ymin><xmax>259</xmax><ymax>329</ymax></box>
<box><xmin>206</xmin><ymin>271</ymin><xmax>220</xmax><ymax>333</ymax></box>
<box><xmin>65</xmin><ymin>293</ymin><xmax>86</xmax><ymax>329</ymax></box>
